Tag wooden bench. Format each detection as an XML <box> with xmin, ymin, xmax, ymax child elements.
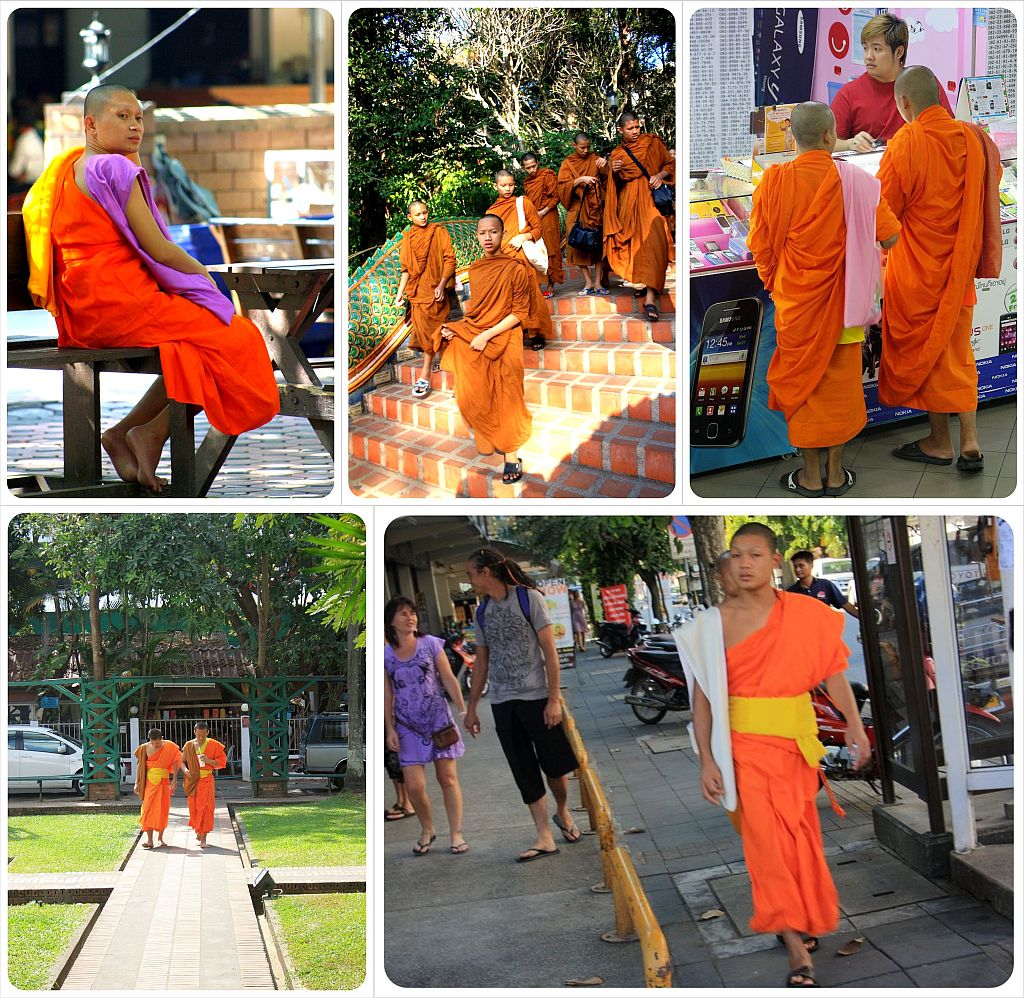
<box><xmin>6</xmin><ymin>212</ymin><xmax>334</xmax><ymax>498</ymax></box>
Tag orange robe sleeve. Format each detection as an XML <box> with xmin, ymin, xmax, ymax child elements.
<box><xmin>750</xmin><ymin>151</ymin><xmax>866</xmax><ymax>449</ymax></box>
<box><xmin>726</xmin><ymin>592</ymin><xmax>845</xmax><ymax>938</ymax></box>
<box><xmin>439</xmin><ymin>256</ymin><xmax>532</xmax><ymax>455</ymax></box>
<box><xmin>877</xmin><ymin>106</ymin><xmax>987</xmax><ymax>411</ymax></box>
<box><xmin>875</xmin><ymin>194</ymin><xmax>900</xmax><ymax>244</ymax></box>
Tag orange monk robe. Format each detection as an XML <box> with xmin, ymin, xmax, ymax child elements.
<box><xmin>29</xmin><ymin>150</ymin><xmax>279</xmax><ymax>436</ymax></box>
<box><xmin>728</xmin><ymin>591</ymin><xmax>848</xmax><ymax>936</ymax></box>
<box><xmin>522</xmin><ymin>168</ymin><xmax>564</xmax><ymax>284</ymax></box>
<box><xmin>182</xmin><ymin>737</ymin><xmax>227</xmax><ymax>836</ymax></box>
<box><xmin>398</xmin><ymin>222</ymin><xmax>456</xmax><ymax>354</ymax></box>
<box><xmin>133</xmin><ymin>740</ymin><xmax>182</xmax><ymax>833</ymax></box>
<box><xmin>557</xmin><ymin>152</ymin><xmax>607</xmax><ymax>266</ymax></box>
<box><xmin>877</xmin><ymin>105</ymin><xmax>998</xmax><ymax>412</ymax></box>
<box><xmin>485</xmin><ymin>195</ymin><xmax>554</xmax><ymax>340</ymax></box>
<box><xmin>748</xmin><ymin>150</ymin><xmax>900</xmax><ymax>448</ymax></box>
<box><xmin>439</xmin><ymin>255</ymin><xmax>533</xmax><ymax>455</ymax></box>
<box><xmin>603</xmin><ymin>133</ymin><xmax>674</xmax><ymax>292</ymax></box>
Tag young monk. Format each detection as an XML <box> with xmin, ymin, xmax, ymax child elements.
<box><xmin>521</xmin><ymin>152</ymin><xmax>564</xmax><ymax>296</ymax></box>
<box><xmin>604</xmin><ymin>111</ymin><xmax>674</xmax><ymax>321</ymax></box>
<box><xmin>22</xmin><ymin>84</ymin><xmax>279</xmax><ymax>493</ymax></box>
<box><xmin>182</xmin><ymin>721</ymin><xmax>227</xmax><ymax>849</ymax></box>
<box><xmin>486</xmin><ymin>170</ymin><xmax>554</xmax><ymax>349</ymax></box>
<box><xmin>690</xmin><ymin>523</ymin><xmax>871</xmax><ymax>988</ymax></box>
<box><xmin>557</xmin><ymin>132</ymin><xmax>608</xmax><ymax>295</ymax></box>
<box><xmin>394</xmin><ymin>200</ymin><xmax>456</xmax><ymax>399</ymax></box>
<box><xmin>438</xmin><ymin>214</ymin><xmax>532</xmax><ymax>486</ymax></box>
<box><xmin>748</xmin><ymin>101</ymin><xmax>900</xmax><ymax>498</ymax></box>
<box><xmin>133</xmin><ymin>728</ymin><xmax>182</xmax><ymax>849</ymax></box>
<box><xmin>878</xmin><ymin>66</ymin><xmax>1002</xmax><ymax>474</ymax></box>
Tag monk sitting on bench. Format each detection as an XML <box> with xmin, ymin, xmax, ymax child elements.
<box><xmin>22</xmin><ymin>84</ymin><xmax>279</xmax><ymax>493</ymax></box>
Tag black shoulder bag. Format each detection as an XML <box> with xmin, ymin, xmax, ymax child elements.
<box><xmin>621</xmin><ymin>144</ymin><xmax>675</xmax><ymax>218</ymax></box>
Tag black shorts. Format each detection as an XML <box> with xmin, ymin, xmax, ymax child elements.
<box><xmin>491</xmin><ymin>698</ymin><xmax>579</xmax><ymax>805</ymax></box>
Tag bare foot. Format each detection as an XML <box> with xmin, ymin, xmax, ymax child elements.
<box><xmin>101</xmin><ymin>428</ymin><xmax>139</xmax><ymax>483</ymax></box>
<box><xmin>126</xmin><ymin>425</ymin><xmax>168</xmax><ymax>492</ymax></box>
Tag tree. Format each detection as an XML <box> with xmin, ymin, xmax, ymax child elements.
<box><xmin>689</xmin><ymin>517</ymin><xmax>728</xmax><ymax>606</ymax></box>
<box><xmin>724</xmin><ymin>515</ymin><xmax>850</xmax><ymax>562</ymax></box>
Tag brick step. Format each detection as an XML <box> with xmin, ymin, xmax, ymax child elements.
<box><xmin>523</xmin><ymin>340</ymin><xmax>675</xmax><ymax>379</ymax></box>
<box><xmin>552</xmin><ymin>312</ymin><xmax>674</xmax><ymax>344</ymax></box>
<box><xmin>349</xmin><ymin>446</ymin><xmax>671</xmax><ymax>499</ymax></box>
<box><xmin>389</xmin><ymin>364</ymin><xmax>675</xmax><ymax>425</ymax></box>
<box><xmin>549</xmin><ymin>287</ymin><xmax>675</xmax><ymax>317</ymax></box>
<box><xmin>350</xmin><ymin>410</ymin><xmax>675</xmax><ymax>487</ymax></box>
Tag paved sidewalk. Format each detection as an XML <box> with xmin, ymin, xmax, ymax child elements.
<box><xmin>61</xmin><ymin>803</ymin><xmax>275</xmax><ymax>990</ymax></box>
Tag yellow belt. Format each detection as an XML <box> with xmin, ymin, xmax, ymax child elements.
<box><xmin>146</xmin><ymin>766</ymin><xmax>169</xmax><ymax>786</ymax></box>
<box><xmin>199</xmin><ymin>768</ymin><xmax>212</xmax><ymax>779</ymax></box>
<box><xmin>728</xmin><ymin>693</ymin><xmax>825</xmax><ymax>768</ymax></box>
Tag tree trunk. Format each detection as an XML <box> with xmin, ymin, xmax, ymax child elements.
<box><xmin>257</xmin><ymin>554</ymin><xmax>270</xmax><ymax>676</ymax></box>
<box><xmin>89</xmin><ymin>585</ymin><xmax>105</xmax><ymax>680</ymax></box>
<box><xmin>637</xmin><ymin>568</ymin><xmax>667</xmax><ymax>623</ymax></box>
<box><xmin>690</xmin><ymin>517</ymin><xmax>727</xmax><ymax>607</ymax></box>
<box><xmin>345</xmin><ymin>623</ymin><xmax>366</xmax><ymax>794</ymax></box>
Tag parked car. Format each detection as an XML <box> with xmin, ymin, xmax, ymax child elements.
<box><xmin>299</xmin><ymin>713</ymin><xmax>352</xmax><ymax>789</ymax></box>
<box><xmin>7</xmin><ymin>725</ymin><xmax>118</xmax><ymax>795</ymax></box>
<box><xmin>813</xmin><ymin>557</ymin><xmax>855</xmax><ymax>596</ymax></box>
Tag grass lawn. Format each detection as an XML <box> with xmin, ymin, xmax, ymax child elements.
<box><xmin>8</xmin><ymin>813</ymin><xmax>139</xmax><ymax>873</ymax></box>
<box><xmin>271</xmin><ymin>894</ymin><xmax>365</xmax><ymax>990</ymax></box>
<box><xmin>7</xmin><ymin>903</ymin><xmax>93</xmax><ymax>989</ymax></box>
<box><xmin>239</xmin><ymin>794</ymin><xmax>365</xmax><ymax>867</ymax></box>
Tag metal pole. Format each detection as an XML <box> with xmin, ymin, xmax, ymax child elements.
<box><xmin>919</xmin><ymin>517</ymin><xmax>976</xmax><ymax>852</ymax></box>
<box><xmin>310</xmin><ymin>8</ymin><xmax>326</xmax><ymax>104</ymax></box>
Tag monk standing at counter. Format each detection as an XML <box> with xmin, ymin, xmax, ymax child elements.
<box><xmin>133</xmin><ymin>729</ymin><xmax>181</xmax><ymax>849</ymax></box>
<box><xmin>879</xmin><ymin>66</ymin><xmax>1002</xmax><ymax>474</ymax></box>
<box><xmin>486</xmin><ymin>171</ymin><xmax>554</xmax><ymax>349</ymax></box>
<box><xmin>182</xmin><ymin>721</ymin><xmax>227</xmax><ymax>849</ymax></box>
<box><xmin>521</xmin><ymin>152</ymin><xmax>564</xmax><ymax>296</ymax></box>
<box><xmin>604</xmin><ymin>111</ymin><xmax>673</xmax><ymax>322</ymax></box>
<box><xmin>693</xmin><ymin>523</ymin><xmax>871</xmax><ymax>988</ymax></box>
<box><xmin>395</xmin><ymin>200</ymin><xmax>456</xmax><ymax>400</ymax></box>
<box><xmin>748</xmin><ymin>102</ymin><xmax>899</xmax><ymax>497</ymax></box>
<box><xmin>557</xmin><ymin>133</ymin><xmax>608</xmax><ymax>295</ymax></box>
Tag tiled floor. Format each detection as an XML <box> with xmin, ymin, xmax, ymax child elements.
<box><xmin>691</xmin><ymin>403</ymin><xmax>1017</xmax><ymax>499</ymax></box>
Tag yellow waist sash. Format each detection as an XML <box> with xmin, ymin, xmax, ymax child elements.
<box><xmin>197</xmin><ymin>740</ymin><xmax>213</xmax><ymax>777</ymax></box>
<box><xmin>146</xmin><ymin>766</ymin><xmax>170</xmax><ymax>786</ymax></box>
<box><xmin>728</xmin><ymin>693</ymin><xmax>825</xmax><ymax>768</ymax></box>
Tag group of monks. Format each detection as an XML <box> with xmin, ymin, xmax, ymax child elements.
<box><xmin>749</xmin><ymin>65</ymin><xmax>1001</xmax><ymax>497</ymax></box>
<box><xmin>133</xmin><ymin>722</ymin><xmax>227</xmax><ymax>849</ymax></box>
<box><xmin>394</xmin><ymin>111</ymin><xmax>675</xmax><ymax>487</ymax></box>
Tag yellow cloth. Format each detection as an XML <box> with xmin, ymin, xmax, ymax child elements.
<box><xmin>729</xmin><ymin>692</ymin><xmax>825</xmax><ymax>769</ymax></box>
<box><xmin>22</xmin><ymin>146</ymin><xmax>84</xmax><ymax>316</ymax></box>
<box><xmin>146</xmin><ymin>766</ymin><xmax>170</xmax><ymax>786</ymax></box>
<box><xmin>197</xmin><ymin>739</ymin><xmax>213</xmax><ymax>777</ymax></box>
<box><xmin>838</xmin><ymin>325</ymin><xmax>866</xmax><ymax>344</ymax></box>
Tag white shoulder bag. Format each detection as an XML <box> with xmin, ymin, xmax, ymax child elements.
<box><xmin>516</xmin><ymin>195</ymin><xmax>549</xmax><ymax>275</ymax></box>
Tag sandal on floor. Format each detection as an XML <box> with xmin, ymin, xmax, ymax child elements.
<box><xmin>412</xmin><ymin>378</ymin><xmax>431</xmax><ymax>399</ymax></box>
<box><xmin>785</xmin><ymin>966</ymin><xmax>818</xmax><ymax>987</ymax></box>
<box><xmin>450</xmin><ymin>842</ymin><xmax>470</xmax><ymax>855</ymax></box>
<box><xmin>528</xmin><ymin>333</ymin><xmax>545</xmax><ymax>350</ymax></box>
<box><xmin>541</xmin><ymin>289</ymin><xmax>554</xmax><ymax>298</ymax></box>
<box><xmin>553</xmin><ymin>814</ymin><xmax>582</xmax><ymax>843</ymax></box>
<box><xmin>779</xmin><ymin>469</ymin><xmax>825</xmax><ymax>498</ymax></box>
<box><xmin>501</xmin><ymin>461</ymin><xmax>523</xmax><ymax>485</ymax></box>
<box><xmin>412</xmin><ymin>834</ymin><xmax>436</xmax><ymax>856</ymax></box>
<box><xmin>577</xmin><ymin>287</ymin><xmax>591</xmax><ymax>296</ymax></box>
<box><xmin>385</xmin><ymin>805</ymin><xmax>412</xmax><ymax>821</ymax></box>
<box><xmin>777</xmin><ymin>934</ymin><xmax>819</xmax><ymax>954</ymax></box>
<box><xmin>515</xmin><ymin>846</ymin><xmax>560</xmax><ymax>863</ymax></box>
<box><xmin>643</xmin><ymin>303</ymin><xmax>660</xmax><ymax>321</ymax></box>
<box><xmin>892</xmin><ymin>440</ymin><xmax>952</xmax><ymax>465</ymax></box>
<box><xmin>956</xmin><ymin>453</ymin><xmax>985</xmax><ymax>473</ymax></box>
<box><xmin>592</xmin><ymin>287</ymin><xmax>609</xmax><ymax>296</ymax></box>
<box><xmin>823</xmin><ymin>468</ymin><xmax>856</xmax><ymax>497</ymax></box>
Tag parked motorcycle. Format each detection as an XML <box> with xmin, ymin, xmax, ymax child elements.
<box><xmin>596</xmin><ymin>618</ymin><xmax>646</xmax><ymax>658</ymax></box>
<box><xmin>623</xmin><ymin>643</ymin><xmax>691</xmax><ymax>724</ymax></box>
<box><xmin>812</xmin><ymin>681</ymin><xmax>880</xmax><ymax>789</ymax></box>
<box><xmin>443</xmin><ymin>628</ymin><xmax>487</xmax><ymax>697</ymax></box>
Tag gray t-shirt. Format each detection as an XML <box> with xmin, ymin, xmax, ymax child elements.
<box><xmin>476</xmin><ymin>586</ymin><xmax>552</xmax><ymax>704</ymax></box>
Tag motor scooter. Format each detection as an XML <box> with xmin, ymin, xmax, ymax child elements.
<box><xmin>443</xmin><ymin>628</ymin><xmax>487</xmax><ymax>697</ymax></box>
<box><xmin>623</xmin><ymin>643</ymin><xmax>690</xmax><ymax>724</ymax></box>
<box><xmin>596</xmin><ymin>617</ymin><xmax>646</xmax><ymax>658</ymax></box>
<box><xmin>812</xmin><ymin>682</ymin><xmax>880</xmax><ymax>789</ymax></box>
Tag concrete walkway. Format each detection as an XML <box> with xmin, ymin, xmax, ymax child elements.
<box><xmin>61</xmin><ymin>804</ymin><xmax>275</xmax><ymax>990</ymax></box>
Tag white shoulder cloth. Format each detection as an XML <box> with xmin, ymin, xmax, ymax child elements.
<box><xmin>673</xmin><ymin>608</ymin><xmax>737</xmax><ymax>813</ymax></box>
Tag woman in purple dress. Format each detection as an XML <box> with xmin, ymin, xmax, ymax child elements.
<box><xmin>384</xmin><ymin>597</ymin><xmax>469</xmax><ymax>855</ymax></box>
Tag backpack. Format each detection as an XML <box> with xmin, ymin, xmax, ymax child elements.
<box><xmin>476</xmin><ymin>585</ymin><xmax>535</xmax><ymax>640</ymax></box>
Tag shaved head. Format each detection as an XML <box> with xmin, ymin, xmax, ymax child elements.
<box><xmin>895</xmin><ymin>66</ymin><xmax>942</xmax><ymax>120</ymax></box>
<box><xmin>791</xmin><ymin>102</ymin><xmax>836</xmax><ymax>152</ymax></box>
<box><xmin>83</xmin><ymin>84</ymin><xmax>138</xmax><ymax>120</ymax></box>
<box><xmin>494</xmin><ymin>169</ymin><xmax>514</xmax><ymax>183</ymax></box>
<box><xmin>478</xmin><ymin>212</ymin><xmax>504</xmax><ymax>232</ymax></box>
<box><xmin>730</xmin><ymin>522</ymin><xmax>779</xmax><ymax>552</ymax></box>
<box><xmin>616</xmin><ymin>110</ymin><xmax>640</xmax><ymax>128</ymax></box>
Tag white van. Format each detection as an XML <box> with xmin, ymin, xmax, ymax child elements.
<box><xmin>8</xmin><ymin>725</ymin><xmax>87</xmax><ymax>794</ymax></box>
<box><xmin>812</xmin><ymin>558</ymin><xmax>854</xmax><ymax>596</ymax></box>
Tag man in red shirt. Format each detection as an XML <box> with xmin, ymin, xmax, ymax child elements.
<box><xmin>831</xmin><ymin>14</ymin><xmax>952</xmax><ymax>153</ymax></box>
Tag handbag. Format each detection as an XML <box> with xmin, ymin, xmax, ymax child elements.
<box><xmin>567</xmin><ymin>184</ymin><xmax>602</xmax><ymax>256</ymax></box>
<box><xmin>431</xmin><ymin>724</ymin><xmax>460</xmax><ymax>749</ymax></box>
<box><xmin>515</xmin><ymin>196</ymin><xmax>549</xmax><ymax>274</ymax></box>
<box><xmin>621</xmin><ymin>143</ymin><xmax>676</xmax><ymax>218</ymax></box>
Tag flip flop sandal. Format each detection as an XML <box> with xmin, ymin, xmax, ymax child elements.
<box><xmin>412</xmin><ymin>834</ymin><xmax>437</xmax><ymax>856</ymax></box>
<box><xmin>450</xmin><ymin>842</ymin><xmax>470</xmax><ymax>855</ymax></box>
<box><xmin>385</xmin><ymin>807</ymin><xmax>408</xmax><ymax>821</ymax></box>
<box><xmin>577</xmin><ymin>288</ymin><xmax>591</xmax><ymax>296</ymax></box>
<box><xmin>142</xmin><ymin>842</ymin><xmax>154</xmax><ymax>849</ymax></box>
<box><xmin>592</xmin><ymin>288</ymin><xmax>609</xmax><ymax>296</ymax></box>
<box><xmin>529</xmin><ymin>334</ymin><xmax>545</xmax><ymax>350</ymax></box>
<box><xmin>823</xmin><ymin>468</ymin><xmax>857</xmax><ymax>497</ymax></box>
<box><xmin>412</xmin><ymin>378</ymin><xmax>431</xmax><ymax>399</ymax></box>
<box><xmin>515</xmin><ymin>846</ymin><xmax>560</xmax><ymax>863</ymax></box>
<box><xmin>956</xmin><ymin>454</ymin><xmax>985</xmax><ymax>473</ymax></box>
<box><xmin>541</xmin><ymin>289</ymin><xmax>554</xmax><ymax>298</ymax></box>
<box><xmin>501</xmin><ymin>461</ymin><xmax>523</xmax><ymax>485</ymax></box>
<box><xmin>785</xmin><ymin>965</ymin><xmax>818</xmax><ymax>987</ymax></box>
<box><xmin>553</xmin><ymin>814</ymin><xmax>582</xmax><ymax>843</ymax></box>
<box><xmin>779</xmin><ymin>469</ymin><xmax>825</xmax><ymax>498</ymax></box>
<box><xmin>777</xmin><ymin>934</ymin><xmax>819</xmax><ymax>954</ymax></box>
<box><xmin>892</xmin><ymin>440</ymin><xmax>953</xmax><ymax>465</ymax></box>
<box><xmin>643</xmin><ymin>303</ymin><xmax>660</xmax><ymax>321</ymax></box>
